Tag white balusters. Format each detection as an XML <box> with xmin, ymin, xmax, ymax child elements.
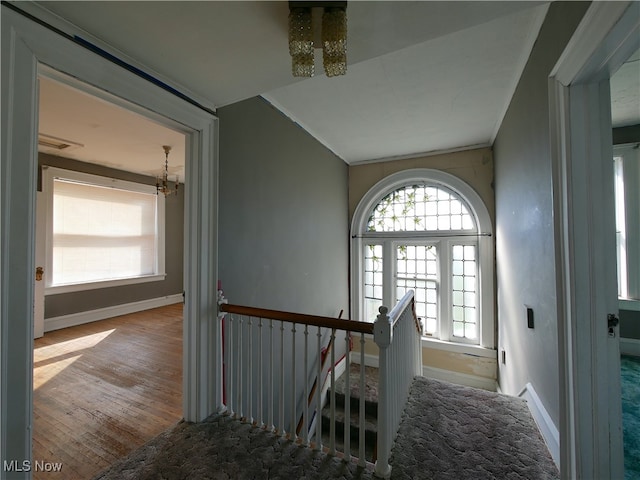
<box><xmin>303</xmin><ymin>325</ymin><xmax>309</xmax><ymax>446</ymax></box>
<box><xmin>280</xmin><ymin>320</ymin><xmax>285</xmax><ymax>437</ymax></box>
<box><xmin>237</xmin><ymin>315</ymin><xmax>244</xmax><ymax>421</ymax></box>
<box><xmin>329</xmin><ymin>328</ymin><xmax>336</xmax><ymax>455</ymax></box>
<box><xmin>374</xmin><ymin>291</ymin><xmax>421</xmax><ymax>478</ymax></box>
<box><xmin>315</xmin><ymin>326</ymin><xmax>322</xmax><ymax>451</ymax></box>
<box><xmin>290</xmin><ymin>324</ymin><xmax>297</xmax><ymax>441</ymax></box>
<box><xmin>359</xmin><ymin>333</ymin><xmax>366</xmax><ymax>467</ymax></box>
<box><xmin>225</xmin><ymin>313</ymin><xmax>233</xmax><ymax>417</ymax></box>
<box><xmin>247</xmin><ymin>316</ymin><xmax>253</xmax><ymax>425</ymax></box>
<box><xmin>268</xmin><ymin>319</ymin><xmax>274</xmax><ymax>431</ymax></box>
<box><xmin>344</xmin><ymin>332</ymin><xmax>351</xmax><ymax>462</ymax></box>
<box><xmin>218</xmin><ymin>294</ymin><xmax>424</xmax><ymax>471</ymax></box>
<box><xmin>258</xmin><ymin>318</ymin><xmax>264</xmax><ymax>427</ymax></box>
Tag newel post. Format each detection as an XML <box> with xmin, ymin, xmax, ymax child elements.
<box><xmin>374</xmin><ymin>306</ymin><xmax>392</xmax><ymax>478</ymax></box>
<box><xmin>217</xmin><ymin>290</ymin><xmax>228</xmax><ymax>413</ymax></box>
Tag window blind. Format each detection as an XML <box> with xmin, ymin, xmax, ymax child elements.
<box><xmin>52</xmin><ymin>179</ymin><xmax>158</xmax><ymax>286</ymax></box>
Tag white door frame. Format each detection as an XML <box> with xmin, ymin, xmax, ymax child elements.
<box><xmin>550</xmin><ymin>2</ymin><xmax>639</xmax><ymax>478</ymax></box>
<box><xmin>1</xmin><ymin>6</ymin><xmax>221</xmax><ymax>476</ymax></box>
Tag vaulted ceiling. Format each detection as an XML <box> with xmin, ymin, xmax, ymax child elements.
<box><xmin>24</xmin><ymin>1</ymin><xmax>638</xmax><ymax>177</ymax></box>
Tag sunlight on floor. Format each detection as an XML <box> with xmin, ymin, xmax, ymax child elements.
<box><xmin>34</xmin><ymin>329</ymin><xmax>115</xmax><ymax>390</ymax></box>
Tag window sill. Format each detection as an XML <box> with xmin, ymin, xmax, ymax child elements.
<box><xmin>421</xmin><ymin>337</ymin><xmax>497</xmax><ymax>358</ymax></box>
<box><xmin>45</xmin><ymin>274</ymin><xmax>167</xmax><ymax>295</ymax></box>
<box><xmin>619</xmin><ymin>299</ymin><xmax>640</xmax><ymax>312</ymax></box>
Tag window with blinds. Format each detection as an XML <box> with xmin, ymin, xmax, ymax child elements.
<box><xmin>44</xmin><ymin>167</ymin><xmax>165</xmax><ymax>293</ymax></box>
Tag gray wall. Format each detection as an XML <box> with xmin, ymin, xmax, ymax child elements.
<box><xmin>493</xmin><ymin>2</ymin><xmax>590</xmax><ymax>427</ymax></box>
<box><xmin>218</xmin><ymin>97</ymin><xmax>349</xmax><ymax>317</ymax></box>
<box><xmin>39</xmin><ymin>153</ymin><xmax>184</xmax><ymax>318</ymax></box>
<box><xmin>218</xmin><ymin>96</ymin><xmax>349</xmax><ymax>429</ymax></box>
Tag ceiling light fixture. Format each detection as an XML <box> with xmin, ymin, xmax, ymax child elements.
<box><xmin>288</xmin><ymin>1</ymin><xmax>347</xmax><ymax>78</ymax></box>
<box><xmin>156</xmin><ymin>145</ymin><xmax>179</xmax><ymax>197</ymax></box>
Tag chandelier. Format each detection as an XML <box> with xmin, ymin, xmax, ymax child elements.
<box><xmin>156</xmin><ymin>145</ymin><xmax>179</xmax><ymax>196</ymax></box>
<box><xmin>288</xmin><ymin>1</ymin><xmax>347</xmax><ymax>77</ymax></box>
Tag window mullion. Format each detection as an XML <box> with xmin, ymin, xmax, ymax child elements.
<box><xmin>439</xmin><ymin>240</ymin><xmax>452</xmax><ymax>341</ymax></box>
<box><xmin>383</xmin><ymin>240</ymin><xmax>395</xmax><ymax>311</ymax></box>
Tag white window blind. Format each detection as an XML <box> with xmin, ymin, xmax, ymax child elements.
<box><xmin>48</xmin><ymin>171</ymin><xmax>162</xmax><ymax>288</ymax></box>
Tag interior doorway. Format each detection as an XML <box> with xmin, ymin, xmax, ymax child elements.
<box><xmin>611</xmin><ymin>47</ymin><xmax>640</xmax><ymax>480</ymax></box>
<box><xmin>33</xmin><ymin>71</ymin><xmax>187</xmax><ymax>477</ymax></box>
<box><xmin>550</xmin><ymin>2</ymin><xmax>639</xmax><ymax>478</ymax></box>
<box><xmin>2</xmin><ymin>5</ymin><xmax>220</xmax><ymax>468</ymax></box>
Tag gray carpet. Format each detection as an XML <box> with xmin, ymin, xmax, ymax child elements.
<box><xmin>622</xmin><ymin>355</ymin><xmax>640</xmax><ymax>480</ymax></box>
<box><xmin>93</xmin><ymin>376</ymin><xmax>558</xmax><ymax>479</ymax></box>
<box><xmin>391</xmin><ymin>376</ymin><xmax>559</xmax><ymax>480</ymax></box>
<box><xmin>93</xmin><ymin>414</ymin><xmax>376</xmax><ymax>480</ymax></box>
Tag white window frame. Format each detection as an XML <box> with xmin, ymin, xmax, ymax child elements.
<box><xmin>613</xmin><ymin>143</ymin><xmax>640</xmax><ymax>303</ymax></box>
<box><xmin>351</xmin><ymin>168</ymin><xmax>495</xmax><ymax>350</ymax></box>
<box><xmin>43</xmin><ymin>166</ymin><xmax>166</xmax><ymax>294</ymax></box>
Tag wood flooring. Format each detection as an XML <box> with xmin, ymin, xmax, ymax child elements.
<box><xmin>33</xmin><ymin>303</ymin><xmax>183</xmax><ymax>480</ymax></box>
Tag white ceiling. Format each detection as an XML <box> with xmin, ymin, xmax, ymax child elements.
<box><xmin>30</xmin><ymin>1</ymin><xmax>639</xmax><ymax>175</ymax></box>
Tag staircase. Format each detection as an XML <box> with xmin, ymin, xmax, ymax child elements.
<box><xmin>321</xmin><ymin>362</ymin><xmax>380</xmax><ymax>463</ymax></box>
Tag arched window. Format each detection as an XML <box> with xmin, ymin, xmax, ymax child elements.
<box><xmin>351</xmin><ymin>169</ymin><xmax>494</xmax><ymax>348</ymax></box>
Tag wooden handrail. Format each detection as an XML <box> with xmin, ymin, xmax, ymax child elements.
<box><xmin>388</xmin><ymin>290</ymin><xmax>422</xmax><ymax>335</ymax></box>
<box><xmin>219</xmin><ymin>303</ymin><xmax>374</xmax><ymax>335</ymax></box>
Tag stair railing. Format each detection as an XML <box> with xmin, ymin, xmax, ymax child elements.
<box><xmin>217</xmin><ymin>295</ymin><xmax>375</xmax><ymax>466</ymax></box>
<box><xmin>373</xmin><ymin>290</ymin><xmax>422</xmax><ymax>478</ymax></box>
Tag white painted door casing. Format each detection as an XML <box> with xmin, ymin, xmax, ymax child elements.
<box><xmin>1</xmin><ymin>6</ymin><xmax>220</xmax><ymax>477</ymax></box>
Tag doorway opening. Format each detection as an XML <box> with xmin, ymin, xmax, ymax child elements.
<box><xmin>34</xmin><ymin>71</ymin><xmax>187</xmax><ymax>478</ymax></box>
<box><xmin>610</xmin><ymin>46</ymin><xmax>640</xmax><ymax>480</ymax></box>
<box><xmin>2</xmin><ymin>4</ymin><xmax>220</xmax><ymax>468</ymax></box>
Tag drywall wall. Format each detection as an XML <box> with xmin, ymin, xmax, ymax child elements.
<box><xmin>218</xmin><ymin>97</ymin><xmax>349</xmax><ymax>317</ymax></box>
<box><xmin>493</xmin><ymin>1</ymin><xmax>590</xmax><ymax>427</ymax></box>
<box><xmin>348</xmin><ymin>147</ymin><xmax>494</xmax><ymax>224</ymax></box>
<box><xmin>39</xmin><ymin>153</ymin><xmax>184</xmax><ymax>317</ymax></box>
<box><xmin>218</xmin><ymin>96</ymin><xmax>349</xmax><ymax>430</ymax></box>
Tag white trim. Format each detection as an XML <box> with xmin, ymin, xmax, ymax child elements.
<box><xmin>620</xmin><ymin>299</ymin><xmax>640</xmax><ymax>312</ymax></box>
<box><xmin>44</xmin><ymin>294</ymin><xmax>183</xmax><ymax>332</ymax></box>
<box><xmin>518</xmin><ymin>382</ymin><xmax>560</xmax><ymax>468</ymax></box>
<box><xmin>549</xmin><ymin>3</ymin><xmax>638</xmax><ymax>478</ymax></box>
<box><xmin>349</xmin><ymin>351</ymin><xmax>497</xmax><ymax>391</ymax></box>
<box><xmin>550</xmin><ymin>2</ymin><xmax>635</xmax><ymax>86</ymax></box>
<box><xmin>45</xmin><ymin>274</ymin><xmax>167</xmax><ymax>295</ymax></box>
<box><xmin>1</xmin><ymin>6</ymin><xmax>219</xmax><ymax>471</ymax></box>
<box><xmin>620</xmin><ymin>338</ymin><xmax>640</xmax><ymax>357</ymax></box>
<box><xmin>347</xmin><ymin>143</ymin><xmax>491</xmax><ymax>167</ymax></box>
<box><xmin>349</xmin><ymin>351</ymin><xmax>379</xmax><ymax>368</ymax></box>
<box><xmin>421</xmin><ymin>337</ymin><xmax>496</xmax><ymax>359</ymax></box>
<box><xmin>14</xmin><ymin>1</ymin><xmax>217</xmax><ymax>113</ymax></box>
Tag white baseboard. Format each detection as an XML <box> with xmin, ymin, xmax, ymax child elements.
<box><xmin>621</xmin><ymin>337</ymin><xmax>640</xmax><ymax>356</ymax></box>
<box><xmin>44</xmin><ymin>294</ymin><xmax>183</xmax><ymax>332</ymax></box>
<box><xmin>518</xmin><ymin>382</ymin><xmax>560</xmax><ymax>468</ymax></box>
<box><xmin>349</xmin><ymin>351</ymin><xmax>379</xmax><ymax>368</ymax></box>
<box><xmin>349</xmin><ymin>352</ymin><xmax>498</xmax><ymax>391</ymax></box>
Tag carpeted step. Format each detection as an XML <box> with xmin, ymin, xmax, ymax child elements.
<box><xmin>320</xmin><ymin>407</ymin><xmax>377</xmax><ymax>463</ymax></box>
<box><xmin>319</xmin><ymin>362</ymin><xmax>379</xmax><ymax>463</ymax></box>
<box><xmin>330</xmin><ymin>363</ymin><xmax>379</xmax><ymax>416</ymax></box>
<box><xmin>320</xmin><ymin>405</ymin><xmax>377</xmax><ymax>445</ymax></box>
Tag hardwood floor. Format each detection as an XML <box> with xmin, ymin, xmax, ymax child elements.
<box><xmin>33</xmin><ymin>304</ymin><xmax>183</xmax><ymax>480</ymax></box>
